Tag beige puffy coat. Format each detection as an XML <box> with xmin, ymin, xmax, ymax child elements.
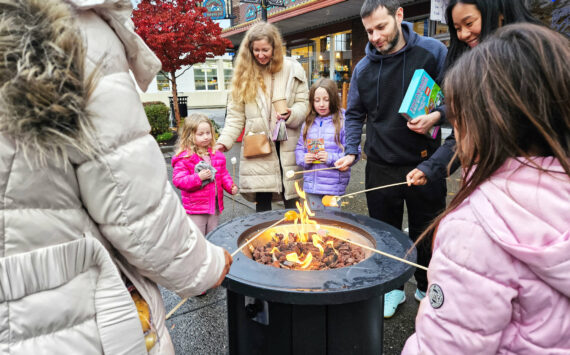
<box><xmin>217</xmin><ymin>58</ymin><xmax>310</xmax><ymax>201</ymax></box>
<box><xmin>0</xmin><ymin>0</ymin><xmax>225</xmax><ymax>354</ymax></box>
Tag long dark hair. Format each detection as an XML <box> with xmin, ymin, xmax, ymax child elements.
<box><xmin>422</xmin><ymin>24</ymin><xmax>570</xmax><ymax>243</ymax></box>
<box><xmin>445</xmin><ymin>0</ymin><xmax>543</xmax><ymax>69</ymax></box>
<box><xmin>303</xmin><ymin>78</ymin><xmax>343</xmax><ymax>149</ymax></box>
<box><xmin>444</xmin><ymin>0</ymin><xmax>501</xmax><ymax>69</ymax></box>
<box><xmin>498</xmin><ymin>0</ymin><xmax>543</xmax><ymax>25</ymax></box>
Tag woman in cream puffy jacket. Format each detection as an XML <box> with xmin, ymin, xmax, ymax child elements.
<box><xmin>215</xmin><ymin>22</ymin><xmax>309</xmax><ymax>211</ymax></box>
<box><xmin>0</xmin><ymin>0</ymin><xmax>230</xmax><ymax>354</ymax></box>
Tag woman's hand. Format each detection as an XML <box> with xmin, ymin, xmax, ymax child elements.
<box><xmin>316</xmin><ymin>150</ymin><xmax>328</xmax><ymax>163</ymax></box>
<box><xmin>213</xmin><ymin>143</ymin><xmax>227</xmax><ymax>152</ymax></box>
<box><xmin>198</xmin><ymin>169</ymin><xmax>212</xmax><ymax>181</ymax></box>
<box><xmin>212</xmin><ymin>250</ymin><xmax>233</xmax><ymax>288</ymax></box>
<box><xmin>406</xmin><ymin>168</ymin><xmax>427</xmax><ymax>186</ymax></box>
<box><xmin>231</xmin><ymin>185</ymin><xmax>239</xmax><ymax>195</ymax></box>
<box><xmin>304</xmin><ymin>153</ymin><xmax>316</xmax><ymax>164</ymax></box>
<box><xmin>407</xmin><ymin>111</ymin><xmax>441</xmax><ymax>135</ymax></box>
<box><xmin>276</xmin><ymin>108</ymin><xmax>292</xmax><ymax>121</ymax></box>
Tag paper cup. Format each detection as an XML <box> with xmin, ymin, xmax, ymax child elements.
<box><xmin>273</xmin><ymin>99</ymin><xmax>288</xmax><ymax>115</ymax></box>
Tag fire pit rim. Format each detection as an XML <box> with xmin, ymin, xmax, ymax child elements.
<box><xmin>208</xmin><ymin>209</ymin><xmax>416</xmax><ymax>305</ymax></box>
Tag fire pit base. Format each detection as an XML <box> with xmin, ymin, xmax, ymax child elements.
<box><xmin>227</xmin><ymin>290</ymin><xmax>384</xmax><ymax>354</ymax></box>
<box><xmin>208</xmin><ymin>210</ymin><xmax>416</xmax><ymax>355</ymax></box>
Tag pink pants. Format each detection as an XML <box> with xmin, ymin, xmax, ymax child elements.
<box><xmin>189</xmin><ymin>213</ymin><xmax>220</xmax><ymax>237</ymax></box>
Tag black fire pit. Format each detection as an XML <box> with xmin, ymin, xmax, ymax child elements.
<box><xmin>208</xmin><ymin>209</ymin><xmax>416</xmax><ymax>355</ymax></box>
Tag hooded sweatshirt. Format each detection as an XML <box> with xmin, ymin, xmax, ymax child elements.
<box><xmin>403</xmin><ymin>157</ymin><xmax>570</xmax><ymax>354</ymax></box>
<box><xmin>345</xmin><ymin>22</ymin><xmax>447</xmax><ymax>166</ymax></box>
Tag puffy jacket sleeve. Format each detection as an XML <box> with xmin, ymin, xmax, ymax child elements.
<box><xmin>217</xmin><ymin>94</ymin><xmax>246</xmax><ymax>151</ymax></box>
<box><xmin>328</xmin><ymin>115</ymin><xmax>360</xmax><ymax>166</ymax></box>
<box><xmin>416</xmin><ymin>130</ymin><xmax>459</xmax><ymax>182</ymax></box>
<box><xmin>75</xmin><ymin>74</ymin><xmax>225</xmax><ymax>298</ymax></box>
<box><xmin>402</xmin><ymin>217</ymin><xmax>518</xmax><ymax>355</ymax></box>
<box><xmin>216</xmin><ymin>153</ymin><xmax>234</xmax><ymax>193</ymax></box>
<box><xmin>295</xmin><ymin>123</ymin><xmax>309</xmax><ymax>169</ymax></box>
<box><xmin>284</xmin><ymin>60</ymin><xmax>310</xmax><ymax>130</ymax></box>
<box><xmin>172</xmin><ymin>155</ymin><xmax>203</xmax><ymax>192</ymax></box>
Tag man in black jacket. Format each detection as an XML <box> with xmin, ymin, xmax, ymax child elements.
<box><xmin>336</xmin><ymin>0</ymin><xmax>447</xmax><ymax>318</ymax></box>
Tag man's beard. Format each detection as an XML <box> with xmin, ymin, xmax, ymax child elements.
<box><xmin>376</xmin><ymin>26</ymin><xmax>400</xmax><ymax>55</ymax></box>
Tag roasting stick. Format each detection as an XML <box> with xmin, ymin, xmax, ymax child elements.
<box><xmin>166</xmin><ymin>297</ymin><xmax>188</xmax><ymax>320</ymax></box>
<box><xmin>286</xmin><ymin>166</ymin><xmax>338</xmax><ymax>178</ymax></box>
<box><xmin>231</xmin><ymin>217</ymin><xmax>287</xmax><ymax>257</ymax></box>
<box><xmin>167</xmin><ymin>215</ymin><xmax>295</xmax><ymax>320</ymax></box>
<box><xmin>340</xmin><ymin>181</ymin><xmax>408</xmax><ymax>199</ymax></box>
<box><xmin>329</xmin><ymin>234</ymin><xmax>428</xmax><ymax>271</ymax></box>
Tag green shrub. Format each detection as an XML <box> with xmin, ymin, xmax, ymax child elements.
<box><xmin>156</xmin><ymin>131</ymin><xmax>173</xmax><ymax>142</ymax></box>
<box><xmin>142</xmin><ymin>101</ymin><xmax>166</xmax><ymax>107</ymax></box>
<box><xmin>144</xmin><ymin>103</ymin><xmax>170</xmax><ymax>137</ymax></box>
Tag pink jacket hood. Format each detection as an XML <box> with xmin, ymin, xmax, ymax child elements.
<box><xmin>471</xmin><ymin>157</ymin><xmax>570</xmax><ymax>297</ymax></box>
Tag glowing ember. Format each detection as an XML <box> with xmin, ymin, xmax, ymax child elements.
<box><xmin>252</xmin><ymin>231</ymin><xmax>364</xmax><ymax>270</ymax></box>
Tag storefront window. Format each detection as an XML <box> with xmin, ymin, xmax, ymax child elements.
<box><xmin>314</xmin><ymin>35</ymin><xmax>331</xmax><ymax>82</ymax></box>
<box><xmin>433</xmin><ymin>21</ymin><xmax>450</xmax><ymax>47</ymax></box>
<box><xmin>156</xmin><ymin>72</ymin><xmax>170</xmax><ymax>91</ymax></box>
<box><xmin>332</xmin><ymin>31</ymin><xmax>352</xmax><ymax>92</ymax></box>
<box><xmin>410</xmin><ymin>17</ymin><xmax>429</xmax><ymax>36</ymax></box>
<box><xmin>224</xmin><ymin>60</ymin><xmax>234</xmax><ymax>90</ymax></box>
<box><xmin>290</xmin><ymin>43</ymin><xmax>315</xmax><ymax>87</ymax></box>
<box><xmin>194</xmin><ymin>61</ymin><xmax>218</xmax><ymax>91</ymax></box>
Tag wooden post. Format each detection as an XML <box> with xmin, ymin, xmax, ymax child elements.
<box><xmin>342</xmin><ymin>82</ymin><xmax>349</xmax><ymax>109</ymax></box>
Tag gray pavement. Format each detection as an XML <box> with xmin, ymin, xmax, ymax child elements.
<box><xmin>160</xmin><ymin>108</ymin><xmax>460</xmax><ymax>354</ymax></box>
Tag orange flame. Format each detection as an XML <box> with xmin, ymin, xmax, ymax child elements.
<box><xmin>285</xmin><ymin>252</ymin><xmax>313</xmax><ymax>269</ymax></box>
<box><xmin>312</xmin><ymin>235</ymin><xmax>325</xmax><ymax>256</ymax></box>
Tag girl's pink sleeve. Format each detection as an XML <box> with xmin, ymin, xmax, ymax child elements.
<box><xmin>217</xmin><ymin>153</ymin><xmax>235</xmax><ymax>193</ymax></box>
<box><xmin>172</xmin><ymin>157</ymin><xmax>203</xmax><ymax>192</ymax></box>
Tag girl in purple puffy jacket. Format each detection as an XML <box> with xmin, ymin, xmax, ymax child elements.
<box><xmin>172</xmin><ymin>114</ymin><xmax>238</xmax><ymax>235</ymax></box>
<box><xmin>295</xmin><ymin>78</ymin><xmax>358</xmax><ymax>211</ymax></box>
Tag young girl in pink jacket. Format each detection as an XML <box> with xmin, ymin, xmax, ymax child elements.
<box><xmin>172</xmin><ymin>114</ymin><xmax>238</xmax><ymax>235</ymax></box>
<box><xmin>403</xmin><ymin>24</ymin><xmax>570</xmax><ymax>354</ymax></box>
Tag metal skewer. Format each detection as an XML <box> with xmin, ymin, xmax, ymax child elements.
<box><xmin>231</xmin><ymin>217</ymin><xmax>286</xmax><ymax>257</ymax></box>
<box><xmin>328</xmin><ymin>234</ymin><xmax>428</xmax><ymax>271</ymax></box>
<box><xmin>167</xmin><ymin>217</ymin><xmax>291</xmax><ymax>320</ymax></box>
<box><xmin>325</xmin><ymin>181</ymin><xmax>408</xmax><ymax>206</ymax></box>
<box><xmin>286</xmin><ymin>166</ymin><xmax>338</xmax><ymax>178</ymax></box>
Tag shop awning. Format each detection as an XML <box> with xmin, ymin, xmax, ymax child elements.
<box><xmin>222</xmin><ymin>0</ymin><xmax>365</xmax><ymax>47</ymax></box>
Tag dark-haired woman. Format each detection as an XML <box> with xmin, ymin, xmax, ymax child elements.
<box><xmin>403</xmin><ymin>23</ymin><xmax>570</xmax><ymax>354</ymax></box>
<box><xmin>406</xmin><ymin>0</ymin><xmax>542</xmax><ymax>186</ymax></box>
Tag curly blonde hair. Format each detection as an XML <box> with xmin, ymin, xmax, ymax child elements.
<box><xmin>175</xmin><ymin>113</ymin><xmax>216</xmax><ymax>156</ymax></box>
<box><xmin>231</xmin><ymin>22</ymin><xmax>284</xmax><ymax>103</ymax></box>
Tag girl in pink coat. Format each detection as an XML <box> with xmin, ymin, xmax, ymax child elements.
<box><xmin>403</xmin><ymin>25</ymin><xmax>570</xmax><ymax>354</ymax></box>
<box><xmin>172</xmin><ymin>114</ymin><xmax>238</xmax><ymax>235</ymax></box>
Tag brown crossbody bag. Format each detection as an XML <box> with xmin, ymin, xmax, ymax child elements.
<box><xmin>242</xmin><ymin>76</ymin><xmax>274</xmax><ymax>158</ymax></box>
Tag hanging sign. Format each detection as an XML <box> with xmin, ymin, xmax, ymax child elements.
<box><xmin>245</xmin><ymin>4</ymin><xmax>258</xmax><ymax>21</ymax></box>
<box><xmin>430</xmin><ymin>0</ymin><xmax>448</xmax><ymax>23</ymax></box>
<box><xmin>204</xmin><ymin>0</ymin><xmax>226</xmax><ymax>20</ymax></box>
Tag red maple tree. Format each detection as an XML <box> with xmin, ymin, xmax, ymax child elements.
<box><xmin>133</xmin><ymin>0</ymin><xmax>232</xmax><ymax>126</ymax></box>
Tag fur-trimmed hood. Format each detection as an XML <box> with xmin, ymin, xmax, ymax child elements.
<box><xmin>0</xmin><ymin>0</ymin><xmax>99</xmax><ymax>165</ymax></box>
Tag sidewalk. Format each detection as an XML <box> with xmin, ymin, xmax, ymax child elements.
<box><xmin>160</xmin><ymin>108</ymin><xmax>459</xmax><ymax>354</ymax></box>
